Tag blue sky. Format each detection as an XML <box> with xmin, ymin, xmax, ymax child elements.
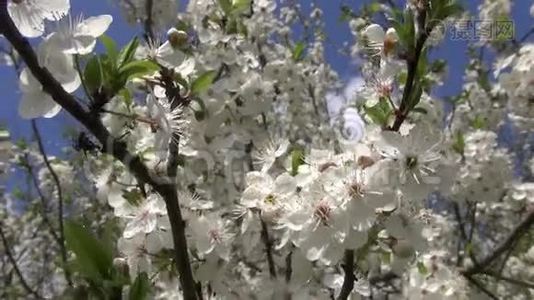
<box><xmin>0</xmin><ymin>0</ymin><xmax>532</xmax><ymax>156</ymax></box>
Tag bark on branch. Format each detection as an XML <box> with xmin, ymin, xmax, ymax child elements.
<box><xmin>338</xmin><ymin>250</ymin><xmax>355</xmax><ymax>300</ymax></box>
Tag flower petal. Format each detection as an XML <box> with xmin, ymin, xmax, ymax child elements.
<box><xmin>362</xmin><ymin>24</ymin><xmax>385</xmax><ymax>44</ymax></box>
<box><xmin>76</xmin><ymin>15</ymin><xmax>113</xmax><ymax>37</ymax></box>
<box><xmin>18</xmin><ymin>92</ymin><xmax>61</xmax><ymax>119</ymax></box>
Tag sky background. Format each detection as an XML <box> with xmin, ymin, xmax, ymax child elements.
<box><xmin>0</xmin><ymin>0</ymin><xmax>532</xmax><ymax>157</ymax></box>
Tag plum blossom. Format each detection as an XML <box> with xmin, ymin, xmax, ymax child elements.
<box><xmin>18</xmin><ymin>36</ymin><xmax>80</xmax><ymax>119</ymax></box>
<box><xmin>361</xmin><ymin>24</ymin><xmax>399</xmax><ymax>58</ymax></box>
<box><xmin>7</xmin><ymin>0</ymin><xmax>70</xmax><ymax>38</ymax></box>
<box><xmin>123</xmin><ymin>194</ymin><xmax>166</xmax><ymax>238</ymax></box>
<box><xmin>189</xmin><ymin>214</ymin><xmax>232</xmax><ymax>260</ymax></box>
<box><xmin>48</xmin><ymin>14</ymin><xmax>113</xmax><ymax>55</ymax></box>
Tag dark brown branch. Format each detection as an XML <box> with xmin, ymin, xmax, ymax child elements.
<box><xmin>0</xmin><ymin>4</ymin><xmax>198</xmax><ymax>299</ymax></box>
<box><xmin>464</xmin><ymin>211</ymin><xmax>534</xmax><ymax>275</ymax></box>
<box><xmin>465</xmin><ymin>275</ymin><xmax>498</xmax><ymax>300</ymax></box>
<box><xmin>0</xmin><ymin>224</ymin><xmax>42</xmax><ymax>299</ymax></box>
<box><xmin>143</xmin><ymin>0</ymin><xmax>155</xmax><ymax>43</ymax></box>
<box><xmin>31</xmin><ymin>120</ymin><xmax>71</xmax><ymax>286</ymax></box>
<box><xmin>389</xmin><ymin>32</ymin><xmax>428</xmax><ymax>131</ymax></box>
<box><xmin>452</xmin><ymin>202</ymin><xmax>479</xmax><ymax>267</ymax></box>
<box><xmin>259</xmin><ymin>214</ymin><xmax>277</xmax><ymax>279</ymax></box>
<box><xmin>338</xmin><ymin>249</ymin><xmax>355</xmax><ymax>300</ymax></box>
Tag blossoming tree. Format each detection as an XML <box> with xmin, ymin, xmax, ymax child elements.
<box><xmin>1</xmin><ymin>0</ymin><xmax>533</xmax><ymax>299</ymax></box>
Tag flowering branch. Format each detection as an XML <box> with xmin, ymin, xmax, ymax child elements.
<box><xmin>0</xmin><ymin>3</ymin><xmax>198</xmax><ymax>299</ymax></box>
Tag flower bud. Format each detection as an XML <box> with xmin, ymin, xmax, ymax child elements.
<box><xmin>167</xmin><ymin>28</ymin><xmax>189</xmax><ymax>49</ymax></box>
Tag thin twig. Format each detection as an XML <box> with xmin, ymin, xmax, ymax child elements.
<box><xmin>464</xmin><ymin>211</ymin><xmax>534</xmax><ymax>275</ymax></box>
<box><xmin>144</xmin><ymin>0</ymin><xmax>155</xmax><ymax>43</ymax></box>
<box><xmin>31</xmin><ymin>120</ymin><xmax>71</xmax><ymax>286</ymax></box>
<box><xmin>0</xmin><ymin>225</ymin><xmax>42</xmax><ymax>299</ymax></box>
<box><xmin>259</xmin><ymin>214</ymin><xmax>277</xmax><ymax>279</ymax></box>
<box><xmin>465</xmin><ymin>275</ymin><xmax>498</xmax><ymax>300</ymax></box>
<box><xmin>100</xmin><ymin>108</ymin><xmax>156</xmax><ymax>125</ymax></box>
<box><xmin>22</xmin><ymin>153</ymin><xmax>61</xmax><ymax>245</ymax></box>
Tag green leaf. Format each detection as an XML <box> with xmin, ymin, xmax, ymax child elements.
<box><xmin>191</xmin><ymin>70</ymin><xmax>217</xmax><ymax>95</ymax></box>
<box><xmin>367</xmin><ymin>3</ymin><xmax>382</xmax><ymax>14</ymax></box>
<box><xmin>292</xmin><ymin>42</ymin><xmax>305</xmax><ymax>61</ymax></box>
<box><xmin>129</xmin><ymin>273</ymin><xmax>151</xmax><ymax>300</ymax></box>
<box><xmin>100</xmin><ymin>35</ymin><xmax>118</xmax><ymax>62</ymax></box>
<box><xmin>119</xmin><ymin>60</ymin><xmax>160</xmax><ymax>81</ymax></box>
<box><xmin>452</xmin><ymin>131</ymin><xmax>465</xmax><ymax>155</ymax></box>
<box><xmin>122</xmin><ymin>189</ymin><xmax>144</xmax><ymax>206</ymax></box>
<box><xmin>84</xmin><ymin>56</ymin><xmax>103</xmax><ymax>93</ymax></box>
<box><xmin>232</xmin><ymin>0</ymin><xmax>251</xmax><ymax>14</ymax></box>
<box><xmin>392</xmin><ymin>9</ymin><xmax>415</xmax><ymax>52</ymax></box>
<box><xmin>417</xmin><ymin>261</ymin><xmax>428</xmax><ymax>275</ymax></box>
<box><xmin>191</xmin><ymin>98</ymin><xmax>208</xmax><ymax>121</ymax></box>
<box><xmin>225</xmin><ymin>16</ymin><xmax>239</xmax><ymax>34</ymax></box>
<box><xmin>119</xmin><ymin>88</ymin><xmax>133</xmax><ymax>108</ymax></box>
<box><xmin>471</xmin><ymin>115</ymin><xmax>487</xmax><ymax>129</ymax></box>
<box><xmin>381</xmin><ymin>251</ymin><xmax>392</xmax><ymax>264</ymax></box>
<box><xmin>218</xmin><ymin>0</ymin><xmax>233</xmax><ymax>15</ymax></box>
<box><xmin>118</xmin><ymin>37</ymin><xmax>140</xmax><ymax>68</ymax></box>
<box><xmin>290</xmin><ymin>149</ymin><xmax>305</xmax><ymax>176</ymax></box>
<box><xmin>407</xmin><ymin>83</ymin><xmax>423</xmax><ymax>111</ymax></box>
<box><xmin>64</xmin><ymin>221</ymin><xmax>113</xmax><ymax>281</ymax></box>
<box><xmin>364</xmin><ymin>99</ymin><xmax>392</xmax><ymax>126</ymax></box>
<box><xmin>339</xmin><ymin>5</ymin><xmax>356</xmax><ymax>22</ymax></box>
<box><xmin>236</xmin><ymin>19</ymin><xmax>248</xmax><ymax>37</ymax></box>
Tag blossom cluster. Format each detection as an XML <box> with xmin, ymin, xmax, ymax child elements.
<box><xmin>1</xmin><ymin>0</ymin><xmax>533</xmax><ymax>299</ymax></box>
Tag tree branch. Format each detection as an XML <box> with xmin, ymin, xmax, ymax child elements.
<box><xmin>31</xmin><ymin>120</ymin><xmax>71</xmax><ymax>286</ymax></box>
<box><xmin>465</xmin><ymin>275</ymin><xmax>498</xmax><ymax>300</ymax></box>
<box><xmin>0</xmin><ymin>224</ymin><xmax>42</xmax><ymax>299</ymax></box>
<box><xmin>464</xmin><ymin>211</ymin><xmax>534</xmax><ymax>275</ymax></box>
<box><xmin>143</xmin><ymin>0</ymin><xmax>155</xmax><ymax>42</ymax></box>
<box><xmin>389</xmin><ymin>32</ymin><xmax>428</xmax><ymax>131</ymax></box>
<box><xmin>259</xmin><ymin>214</ymin><xmax>277</xmax><ymax>279</ymax></box>
<box><xmin>0</xmin><ymin>4</ymin><xmax>198</xmax><ymax>299</ymax></box>
<box><xmin>338</xmin><ymin>249</ymin><xmax>355</xmax><ymax>300</ymax></box>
